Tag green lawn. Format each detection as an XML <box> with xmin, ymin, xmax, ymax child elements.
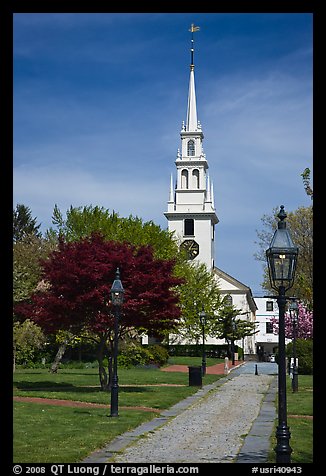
<box><xmin>268</xmin><ymin>375</ymin><xmax>313</xmax><ymax>463</ymax></box>
<box><xmin>14</xmin><ymin>402</ymin><xmax>158</xmax><ymax>463</ymax></box>
<box><xmin>13</xmin><ymin>365</ymin><xmax>313</xmax><ymax>464</ymax></box>
<box><xmin>13</xmin><ymin>361</ymin><xmax>222</xmax><ymax>463</ymax></box>
<box><xmin>13</xmin><ymin>363</ymin><xmax>220</xmax><ymax>409</ymax></box>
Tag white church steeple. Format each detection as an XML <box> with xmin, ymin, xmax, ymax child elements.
<box><xmin>186</xmin><ymin>24</ymin><xmax>199</xmax><ymax>132</ymax></box>
<box><xmin>186</xmin><ymin>67</ymin><xmax>198</xmax><ymax>131</ymax></box>
<box><xmin>165</xmin><ymin>24</ymin><xmax>219</xmax><ymax>271</ymax></box>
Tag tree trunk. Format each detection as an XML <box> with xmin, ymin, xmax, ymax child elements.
<box><xmin>226</xmin><ymin>339</ymin><xmax>232</xmax><ymax>360</ymax></box>
<box><xmin>50</xmin><ymin>341</ymin><xmax>68</xmax><ymax>373</ymax></box>
<box><xmin>97</xmin><ymin>337</ymin><xmax>109</xmax><ymax>390</ymax></box>
<box><xmin>108</xmin><ymin>356</ymin><xmax>113</xmax><ymax>391</ymax></box>
<box><xmin>107</xmin><ymin>338</ymin><xmax>114</xmax><ymax>391</ymax></box>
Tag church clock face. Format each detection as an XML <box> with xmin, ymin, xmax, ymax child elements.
<box><xmin>180</xmin><ymin>239</ymin><xmax>200</xmax><ymax>260</ymax></box>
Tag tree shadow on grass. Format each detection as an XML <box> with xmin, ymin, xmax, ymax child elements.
<box><xmin>14</xmin><ymin>381</ymin><xmax>154</xmax><ymax>394</ymax></box>
<box><xmin>14</xmin><ymin>381</ymin><xmax>75</xmax><ymax>390</ymax></box>
<box><xmin>120</xmin><ymin>386</ymin><xmax>154</xmax><ymax>393</ymax></box>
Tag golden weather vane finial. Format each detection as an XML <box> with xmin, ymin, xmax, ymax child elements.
<box><xmin>188</xmin><ymin>24</ymin><xmax>200</xmax><ymax>67</ymax></box>
<box><xmin>189</xmin><ymin>24</ymin><xmax>200</xmax><ymax>33</ymax></box>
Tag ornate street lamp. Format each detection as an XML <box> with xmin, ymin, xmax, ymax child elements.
<box><xmin>266</xmin><ymin>205</ymin><xmax>298</xmax><ymax>463</ymax></box>
<box><xmin>289</xmin><ymin>300</ymin><xmax>299</xmax><ymax>393</ymax></box>
<box><xmin>199</xmin><ymin>306</ymin><xmax>207</xmax><ymax>376</ymax></box>
<box><xmin>110</xmin><ymin>268</ymin><xmax>124</xmax><ymax>417</ymax></box>
<box><xmin>231</xmin><ymin>319</ymin><xmax>237</xmax><ymax>366</ymax></box>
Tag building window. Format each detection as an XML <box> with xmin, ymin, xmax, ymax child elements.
<box><xmin>192</xmin><ymin>169</ymin><xmax>199</xmax><ymax>188</ymax></box>
<box><xmin>184</xmin><ymin>218</ymin><xmax>194</xmax><ymax>236</ymax></box>
<box><xmin>224</xmin><ymin>294</ymin><xmax>233</xmax><ymax>306</ymax></box>
<box><xmin>266</xmin><ymin>301</ymin><xmax>274</xmax><ymax>311</ymax></box>
<box><xmin>266</xmin><ymin>322</ymin><xmax>274</xmax><ymax>334</ymax></box>
<box><xmin>187</xmin><ymin>140</ymin><xmax>195</xmax><ymax>156</ymax></box>
<box><xmin>181</xmin><ymin>169</ymin><xmax>189</xmax><ymax>189</ymax></box>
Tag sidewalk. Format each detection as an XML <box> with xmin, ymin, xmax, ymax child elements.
<box><xmin>82</xmin><ymin>362</ymin><xmax>278</xmax><ymax>464</ymax></box>
<box><xmin>161</xmin><ymin>359</ymin><xmax>242</xmax><ymax>375</ymax></box>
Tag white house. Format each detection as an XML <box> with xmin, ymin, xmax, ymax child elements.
<box><xmin>253</xmin><ymin>297</ymin><xmax>291</xmax><ymax>361</ymax></box>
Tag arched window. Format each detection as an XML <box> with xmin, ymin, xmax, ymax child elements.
<box><xmin>225</xmin><ymin>294</ymin><xmax>233</xmax><ymax>306</ymax></box>
<box><xmin>187</xmin><ymin>140</ymin><xmax>195</xmax><ymax>156</ymax></box>
<box><xmin>192</xmin><ymin>169</ymin><xmax>200</xmax><ymax>188</ymax></box>
<box><xmin>181</xmin><ymin>169</ymin><xmax>189</xmax><ymax>189</ymax></box>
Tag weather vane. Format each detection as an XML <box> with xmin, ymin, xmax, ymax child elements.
<box><xmin>189</xmin><ymin>24</ymin><xmax>200</xmax><ymax>67</ymax></box>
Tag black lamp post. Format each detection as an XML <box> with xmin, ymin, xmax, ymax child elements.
<box><xmin>199</xmin><ymin>306</ymin><xmax>207</xmax><ymax>376</ymax></box>
<box><xmin>266</xmin><ymin>205</ymin><xmax>298</xmax><ymax>464</ymax></box>
<box><xmin>289</xmin><ymin>300</ymin><xmax>299</xmax><ymax>393</ymax></box>
<box><xmin>231</xmin><ymin>320</ymin><xmax>237</xmax><ymax>365</ymax></box>
<box><xmin>110</xmin><ymin>267</ymin><xmax>124</xmax><ymax>417</ymax></box>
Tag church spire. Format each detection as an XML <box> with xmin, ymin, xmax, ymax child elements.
<box><xmin>186</xmin><ymin>24</ymin><xmax>200</xmax><ymax>132</ymax></box>
<box><xmin>165</xmin><ymin>24</ymin><xmax>218</xmax><ymax>271</ymax></box>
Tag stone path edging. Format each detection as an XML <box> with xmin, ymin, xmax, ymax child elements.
<box><xmin>235</xmin><ymin>375</ymin><xmax>277</xmax><ymax>463</ymax></box>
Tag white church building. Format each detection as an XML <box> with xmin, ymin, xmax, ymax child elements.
<box><xmin>163</xmin><ymin>27</ymin><xmax>258</xmax><ymax>358</ymax></box>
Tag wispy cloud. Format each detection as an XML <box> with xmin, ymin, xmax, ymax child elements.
<box><xmin>201</xmin><ymin>71</ymin><xmax>312</xmax><ymax>214</ymax></box>
<box><xmin>14</xmin><ymin>163</ymin><xmax>168</xmax><ymax>231</ymax></box>
<box><xmin>13</xmin><ymin>13</ymin><xmax>312</xmax><ymax>293</ymax></box>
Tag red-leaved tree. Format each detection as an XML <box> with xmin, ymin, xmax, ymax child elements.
<box><xmin>15</xmin><ymin>233</ymin><xmax>183</xmax><ymax>388</ymax></box>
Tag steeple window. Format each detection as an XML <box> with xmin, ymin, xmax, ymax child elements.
<box><xmin>187</xmin><ymin>140</ymin><xmax>195</xmax><ymax>156</ymax></box>
<box><xmin>181</xmin><ymin>169</ymin><xmax>189</xmax><ymax>189</ymax></box>
<box><xmin>192</xmin><ymin>169</ymin><xmax>200</xmax><ymax>188</ymax></box>
<box><xmin>184</xmin><ymin>218</ymin><xmax>194</xmax><ymax>236</ymax></box>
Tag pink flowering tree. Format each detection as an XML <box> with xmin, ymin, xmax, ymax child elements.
<box><xmin>270</xmin><ymin>302</ymin><xmax>313</xmax><ymax>340</ymax></box>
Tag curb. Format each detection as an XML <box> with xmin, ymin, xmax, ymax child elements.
<box><xmin>235</xmin><ymin>375</ymin><xmax>277</xmax><ymax>463</ymax></box>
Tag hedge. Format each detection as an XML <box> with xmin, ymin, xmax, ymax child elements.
<box><xmin>286</xmin><ymin>338</ymin><xmax>313</xmax><ymax>375</ymax></box>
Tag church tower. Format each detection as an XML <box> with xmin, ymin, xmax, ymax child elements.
<box><xmin>164</xmin><ymin>25</ymin><xmax>219</xmax><ymax>270</ymax></box>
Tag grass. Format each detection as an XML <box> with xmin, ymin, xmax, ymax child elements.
<box><xmin>14</xmin><ymin>362</ymin><xmax>313</xmax><ymax>464</ymax></box>
<box><xmin>13</xmin><ymin>359</ymin><xmax>223</xmax><ymax>463</ymax></box>
<box><xmin>14</xmin><ymin>402</ymin><xmax>158</xmax><ymax>463</ymax></box>
<box><xmin>166</xmin><ymin>356</ymin><xmax>224</xmax><ymax>366</ymax></box>
<box><xmin>268</xmin><ymin>374</ymin><xmax>313</xmax><ymax>463</ymax></box>
<box><xmin>13</xmin><ymin>363</ymin><xmax>221</xmax><ymax>409</ymax></box>
<box><xmin>15</xmin><ymin>384</ymin><xmax>203</xmax><ymax>409</ymax></box>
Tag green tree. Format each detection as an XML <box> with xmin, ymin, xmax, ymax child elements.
<box><xmin>301</xmin><ymin>167</ymin><xmax>313</xmax><ymax>200</ymax></box>
<box><xmin>170</xmin><ymin>261</ymin><xmax>224</xmax><ymax>343</ymax></box>
<box><xmin>255</xmin><ymin>205</ymin><xmax>313</xmax><ymax>308</ymax></box>
<box><xmin>13</xmin><ymin>235</ymin><xmax>57</xmax><ymax>305</ymax></box>
<box><xmin>13</xmin><ymin>319</ymin><xmax>45</xmax><ymax>371</ymax></box>
<box><xmin>47</xmin><ymin>204</ymin><xmax>179</xmax><ymax>260</ymax></box>
<box><xmin>213</xmin><ymin>302</ymin><xmax>258</xmax><ymax>360</ymax></box>
<box><xmin>49</xmin><ymin>330</ymin><xmax>84</xmax><ymax>374</ymax></box>
<box><xmin>13</xmin><ymin>204</ymin><xmax>41</xmax><ymax>242</ymax></box>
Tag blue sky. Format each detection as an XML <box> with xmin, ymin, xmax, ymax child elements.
<box><xmin>13</xmin><ymin>13</ymin><xmax>313</xmax><ymax>295</ymax></box>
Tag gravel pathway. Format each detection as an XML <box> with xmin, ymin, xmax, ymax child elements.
<box><xmin>112</xmin><ymin>372</ymin><xmax>274</xmax><ymax>463</ymax></box>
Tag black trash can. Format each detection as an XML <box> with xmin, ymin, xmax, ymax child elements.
<box><xmin>188</xmin><ymin>366</ymin><xmax>202</xmax><ymax>387</ymax></box>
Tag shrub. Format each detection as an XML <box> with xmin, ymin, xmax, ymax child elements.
<box><xmin>168</xmin><ymin>344</ymin><xmax>229</xmax><ymax>358</ymax></box>
<box><xmin>147</xmin><ymin>344</ymin><xmax>169</xmax><ymax>366</ymax></box>
<box><xmin>118</xmin><ymin>342</ymin><xmax>154</xmax><ymax>368</ymax></box>
<box><xmin>286</xmin><ymin>338</ymin><xmax>313</xmax><ymax>375</ymax></box>
<box><xmin>117</xmin><ymin>343</ymin><xmax>169</xmax><ymax>368</ymax></box>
